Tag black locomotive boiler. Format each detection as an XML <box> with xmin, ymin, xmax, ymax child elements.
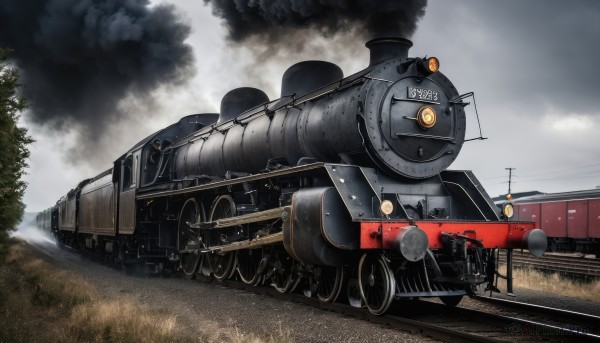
<box><xmin>43</xmin><ymin>37</ymin><xmax>547</xmax><ymax>315</ymax></box>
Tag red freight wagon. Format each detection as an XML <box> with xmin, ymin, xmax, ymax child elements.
<box><xmin>589</xmin><ymin>199</ymin><xmax>600</xmax><ymax>239</ymax></box>
<box><xmin>516</xmin><ymin>203</ymin><xmax>541</xmax><ymax>227</ymax></box>
<box><xmin>567</xmin><ymin>200</ymin><xmax>588</xmax><ymax>239</ymax></box>
<box><xmin>512</xmin><ymin>189</ymin><xmax>600</xmax><ymax>256</ymax></box>
<box><xmin>541</xmin><ymin>202</ymin><xmax>567</xmax><ymax>237</ymax></box>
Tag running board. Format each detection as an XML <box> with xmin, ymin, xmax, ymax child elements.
<box><xmin>190</xmin><ymin>206</ymin><xmax>290</xmax><ymax>230</ymax></box>
<box><xmin>202</xmin><ymin>231</ymin><xmax>284</xmax><ymax>254</ymax></box>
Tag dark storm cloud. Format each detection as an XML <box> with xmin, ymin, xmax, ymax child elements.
<box><xmin>410</xmin><ymin>0</ymin><xmax>600</xmax><ymax>195</ymax></box>
<box><xmin>430</xmin><ymin>0</ymin><xmax>600</xmax><ymax>116</ymax></box>
<box><xmin>0</xmin><ymin>0</ymin><xmax>194</xmax><ymax>161</ymax></box>
<box><xmin>204</xmin><ymin>0</ymin><xmax>428</xmax><ymax>42</ymax></box>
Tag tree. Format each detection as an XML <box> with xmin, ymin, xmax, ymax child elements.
<box><xmin>0</xmin><ymin>48</ymin><xmax>33</xmax><ymax>231</ymax></box>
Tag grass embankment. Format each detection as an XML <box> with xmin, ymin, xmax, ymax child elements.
<box><xmin>0</xmin><ymin>236</ymin><xmax>180</xmax><ymax>342</ymax></box>
<box><xmin>0</xmin><ymin>234</ymin><xmax>286</xmax><ymax>343</ymax></box>
<box><xmin>499</xmin><ymin>264</ymin><xmax>600</xmax><ymax>302</ymax></box>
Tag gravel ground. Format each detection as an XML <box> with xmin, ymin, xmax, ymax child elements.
<box><xmin>27</xmin><ymin>240</ymin><xmax>431</xmax><ymax>343</ymax></box>
<box><xmin>27</xmin><ymin>239</ymin><xmax>600</xmax><ymax>342</ymax></box>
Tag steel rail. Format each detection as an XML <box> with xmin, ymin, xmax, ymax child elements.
<box><xmin>217</xmin><ymin>277</ymin><xmax>600</xmax><ymax>342</ymax></box>
<box><xmin>219</xmin><ymin>277</ymin><xmax>600</xmax><ymax>341</ymax></box>
<box><xmin>473</xmin><ymin>295</ymin><xmax>600</xmax><ymax>330</ymax></box>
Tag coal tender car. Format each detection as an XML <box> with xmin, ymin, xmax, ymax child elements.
<box><xmin>46</xmin><ymin>37</ymin><xmax>547</xmax><ymax>315</ymax></box>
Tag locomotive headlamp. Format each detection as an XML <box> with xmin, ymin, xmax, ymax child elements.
<box><xmin>502</xmin><ymin>202</ymin><xmax>514</xmax><ymax>219</ymax></box>
<box><xmin>417</xmin><ymin>106</ymin><xmax>437</xmax><ymax>129</ymax></box>
<box><xmin>380</xmin><ymin>200</ymin><xmax>394</xmax><ymax>216</ymax></box>
<box><xmin>427</xmin><ymin>57</ymin><xmax>439</xmax><ymax>73</ymax></box>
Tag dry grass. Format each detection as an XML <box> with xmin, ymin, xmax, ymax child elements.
<box><xmin>7</xmin><ymin>244</ymin><xmax>94</xmax><ymax>313</ymax></box>
<box><xmin>497</xmin><ymin>264</ymin><xmax>600</xmax><ymax>302</ymax></box>
<box><xmin>0</xmin><ymin>240</ymin><xmax>291</xmax><ymax>343</ymax></box>
<box><xmin>62</xmin><ymin>301</ymin><xmax>177</xmax><ymax>343</ymax></box>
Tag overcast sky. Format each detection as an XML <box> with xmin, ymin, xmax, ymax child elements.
<box><xmin>21</xmin><ymin>0</ymin><xmax>600</xmax><ymax>212</ymax></box>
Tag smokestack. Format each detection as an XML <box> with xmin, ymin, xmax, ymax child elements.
<box><xmin>366</xmin><ymin>37</ymin><xmax>413</xmax><ymax>67</ymax></box>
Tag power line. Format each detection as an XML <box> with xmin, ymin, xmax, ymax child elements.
<box><xmin>489</xmin><ymin>173</ymin><xmax>600</xmax><ymax>185</ymax></box>
<box><xmin>515</xmin><ymin>174</ymin><xmax>600</xmax><ymax>183</ymax></box>
<box><xmin>479</xmin><ymin>162</ymin><xmax>600</xmax><ymax>181</ymax></box>
<box><xmin>515</xmin><ymin>163</ymin><xmax>600</xmax><ymax>178</ymax></box>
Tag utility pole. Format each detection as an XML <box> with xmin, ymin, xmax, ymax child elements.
<box><xmin>505</xmin><ymin>167</ymin><xmax>515</xmax><ymax>196</ymax></box>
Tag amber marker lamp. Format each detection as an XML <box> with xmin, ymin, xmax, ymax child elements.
<box><xmin>427</xmin><ymin>57</ymin><xmax>439</xmax><ymax>73</ymax></box>
<box><xmin>380</xmin><ymin>200</ymin><xmax>394</xmax><ymax>216</ymax></box>
<box><xmin>502</xmin><ymin>202</ymin><xmax>514</xmax><ymax>219</ymax></box>
<box><xmin>417</xmin><ymin>106</ymin><xmax>437</xmax><ymax>129</ymax></box>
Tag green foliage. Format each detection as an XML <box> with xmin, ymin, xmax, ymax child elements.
<box><xmin>0</xmin><ymin>230</ymin><xmax>16</xmax><ymax>261</ymax></box>
<box><xmin>0</xmin><ymin>48</ymin><xmax>33</xmax><ymax>231</ymax></box>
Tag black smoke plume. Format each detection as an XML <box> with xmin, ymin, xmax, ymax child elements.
<box><xmin>204</xmin><ymin>0</ymin><xmax>428</xmax><ymax>42</ymax></box>
<box><xmin>0</xmin><ymin>0</ymin><xmax>194</xmax><ymax>161</ymax></box>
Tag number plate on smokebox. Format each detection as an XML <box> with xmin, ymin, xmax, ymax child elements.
<box><xmin>408</xmin><ymin>87</ymin><xmax>439</xmax><ymax>101</ymax></box>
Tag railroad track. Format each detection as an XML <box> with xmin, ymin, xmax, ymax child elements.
<box><xmin>28</xmin><ymin>240</ymin><xmax>600</xmax><ymax>342</ymax></box>
<box><xmin>499</xmin><ymin>250</ymin><xmax>600</xmax><ymax>279</ymax></box>
<box><xmin>472</xmin><ymin>296</ymin><xmax>600</xmax><ymax>337</ymax></box>
<box><xmin>214</xmin><ymin>277</ymin><xmax>600</xmax><ymax>342</ymax></box>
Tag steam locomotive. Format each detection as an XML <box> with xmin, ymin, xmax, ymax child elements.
<box><xmin>37</xmin><ymin>37</ymin><xmax>547</xmax><ymax>315</ymax></box>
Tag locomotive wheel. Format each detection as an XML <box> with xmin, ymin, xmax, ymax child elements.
<box><xmin>209</xmin><ymin>195</ymin><xmax>237</xmax><ymax>281</ymax></box>
<box><xmin>197</xmin><ymin>253</ymin><xmax>214</xmax><ymax>283</ymax></box>
<box><xmin>211</xmin><ymin>251</ymin><xmax>237</xmax><ymax>281</ymax></box>
<box><xmin>346</xmin><ymin>279</ymin><xmax>365</xmax><ymax>308</ymax></box>
<box><xmin>181</xmin><ymin>253</ymin><xmax>199</xmax><ymax>279</ymax></box>
<box><xmin>317</xmin><ymin>266</ymin><xmax>345</xmax><ymax>303</ymax></box>
<box><xmin>440</xmin><ymin>295</ymin><xmax>464</xmax><ymax>307</ymax></box>
<box><xmin>178</xmin><ymin>198</ymin><xmax>201</xmax><ymax>278</ymax></box>
<box><xmin>358</xmin><ymin>253</ymin><xmax>396</xmax><ymax>315</ymax></box>
<box><xmin>237</xmin><ymin>248</ymin><xmax>264</xmax><ymax>285</ymax></box>
<box><xmin>301</xmin><ymin>277</ymin><xmax>317</xmax><ymax>298</ymax></box>
<box><xmin>272</xmin><ymin>254</ymin><xmax>300</xmax><ymax>294</ymax></box>
<box><xmin>160</xmin><ymin>262</ymin><xmax>174</xmax><ymax>278</ymax></box>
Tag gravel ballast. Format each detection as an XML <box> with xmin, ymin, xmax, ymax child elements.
<box><xmin>29</xmin><ymin>241</ymin><xmax>429</xmax><ymax>342</ymax></box>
